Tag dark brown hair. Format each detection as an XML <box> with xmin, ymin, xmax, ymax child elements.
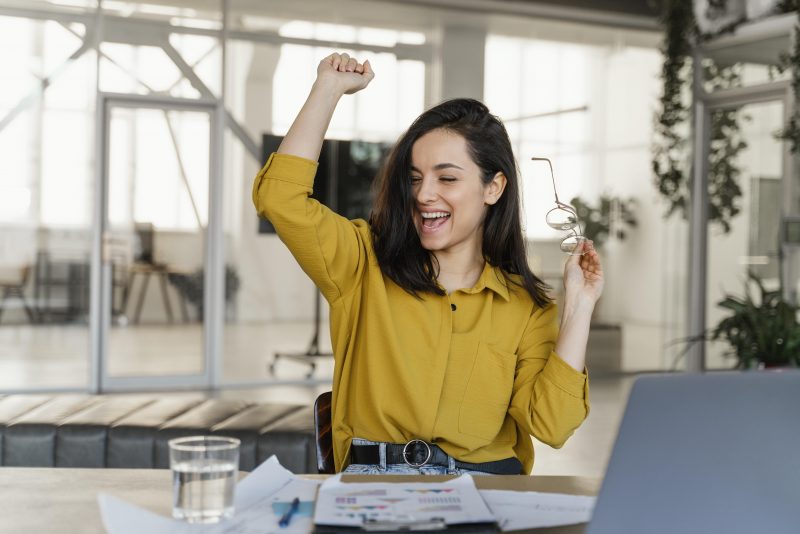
<box><xmin>369</xmin><ymin>98</ymin><xmax>551</xmax><ymax>308</ymax></box>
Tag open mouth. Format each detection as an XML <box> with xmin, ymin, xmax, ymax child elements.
<box><xmin>420</xmin><ymin>211</ymin><xmax>451</xmax><ymax>231</ymax></box>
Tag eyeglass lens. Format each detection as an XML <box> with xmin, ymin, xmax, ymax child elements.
<box><xmin>532</xmin><ymin>156</ymin><xmax>586</xmax><ymax>255</ymax></box>
<box><xmin>546</xmin><ymin>207</ymin><xmax>578</xmax><ymax>231</ymax></box>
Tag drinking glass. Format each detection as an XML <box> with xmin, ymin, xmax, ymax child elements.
<box><xmin>169</xmin><ymin>436</ymin><xmax>240</xmax><ymax>524</ymax></box>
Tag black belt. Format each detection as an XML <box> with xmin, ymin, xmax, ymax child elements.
<box><xmin>350</xmin><ymin>439</ymin><xmax>522</xmax><ymax>475</ymax></box>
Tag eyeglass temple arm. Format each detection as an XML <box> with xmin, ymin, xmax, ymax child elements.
<box><xmin>531</xmin><ymin>157</ymin><xmax>562</xmax><ymax>204</ymax></box>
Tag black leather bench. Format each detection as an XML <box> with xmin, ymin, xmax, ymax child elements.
<box><xmin>0</xmin><ymin>394</ymin><xmax>316</xmax><ymax>473</ymax></box>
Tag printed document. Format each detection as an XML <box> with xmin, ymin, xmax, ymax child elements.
<box><xmin>313</xmin><ymin>474</ymin><xmax>496</xmax><ymax>529</ymax></box>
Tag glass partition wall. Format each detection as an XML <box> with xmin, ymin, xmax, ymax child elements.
<box><xmin>687</xmin><ymin>12</ymin><xmax>797</xmax><ymax>371</ymax></box>
<box><xmin>0</xmin><ymin>13</ymin><xmax>95</xmax><ymax>391</ymax></box>
<box><xmin>0</xmin><ymin>0</ymin><xmax>434</xmax><ymax>392</ymax></box>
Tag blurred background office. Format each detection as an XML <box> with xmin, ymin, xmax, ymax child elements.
<box><xmin>0</xmin><ymin>0</ymin><xmax>796</xmax><ymax>476</ymax></box>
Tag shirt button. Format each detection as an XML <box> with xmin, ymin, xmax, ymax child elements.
<box><xmin>450</xmin><ymin>303</ymin><xmax>457</xmax><ymax>311</ymax></box>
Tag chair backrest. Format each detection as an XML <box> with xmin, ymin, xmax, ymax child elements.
<box><xmin>134</xmin><ymin>223</ymin><xmax>155</xmax><ymax>264</ymax></box>
<box><xmin>314</xmin><ymin>391</ymin><xmax>334</xmax><ymax>474</ymax></box>
<box><xmin>19</xmin><ymin>265</ymin><xmax>30</xmax><ymax>286</ymax></box>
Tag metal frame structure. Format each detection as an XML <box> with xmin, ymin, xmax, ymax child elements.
<box><xmin>686</xmin><ymin>14</ymin><xmax>796</xmax><ymax>372</ymax></box>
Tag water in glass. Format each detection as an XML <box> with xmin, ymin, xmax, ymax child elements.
<box><xmin>172</xmin><ymin>458</ymin><xmax>237</xmax><ymax>523</ymax></box>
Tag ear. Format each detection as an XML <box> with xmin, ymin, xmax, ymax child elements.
<box><xmin>484</xmin><ymin>172</ymin><xmax>507</xmax><ymax>206</ymax></box>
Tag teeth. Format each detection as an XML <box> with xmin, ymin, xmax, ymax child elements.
<box><xmin>421</xmin><ymin>212</ymin><xmax>450</xmax><ymax>219</ymax></box>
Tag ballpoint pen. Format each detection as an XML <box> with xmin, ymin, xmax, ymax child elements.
<box><xmin>279</xmin><ymin>497</ymin><xmax>301</xmax><ymax>528</ymax></box>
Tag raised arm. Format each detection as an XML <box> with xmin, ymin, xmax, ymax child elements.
<box><xmin>252</xmin><ymin>54</ymin><xmax>375</xmax><ymax>304</ymax></box>
<box><xmin>277</xmin><ymin>53</ymin><xmax>374</xmax><ymax>160</ymax></box>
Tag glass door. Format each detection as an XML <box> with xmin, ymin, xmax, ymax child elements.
<box><xmin>98</xmin><ymin>94</ymin><xmax>218</xmax><ymax>390</ymax></box>
<box><xmin>705</xmin><ymin>99</ymin><xmax>786</xmax><ymax>369</ymax></box>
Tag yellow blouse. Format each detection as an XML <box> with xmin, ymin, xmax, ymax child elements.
<box><xmin>253</xmin><ymin>152</ymin><xmax>590</xmax><ymax>474</ymax></box>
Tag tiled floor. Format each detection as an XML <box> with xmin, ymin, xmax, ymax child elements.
<box><xmin>0</xmin><ymin>321</ymin><xmax>635</xmax><ymax>477</ymax></box>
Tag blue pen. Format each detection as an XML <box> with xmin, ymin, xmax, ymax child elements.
<box><xmin>279</xmin><ymin>497</ymin><xmax>300</xmax><ymax>528</ymax></box>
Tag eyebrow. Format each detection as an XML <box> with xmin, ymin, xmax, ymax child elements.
<box><xmin>410</xmin><ymin>163</ymin><xmax>465</xmax><ymax>172</ymax></box>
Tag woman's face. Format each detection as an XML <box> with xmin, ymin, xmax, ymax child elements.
<box><xmin>410</xmin><ymin>128</ymin><xmax>503</xmax><ymax>256</ymax></box>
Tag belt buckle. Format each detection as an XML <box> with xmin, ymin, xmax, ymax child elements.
<box><xmin>402</xmin><ymin>439</ymin><xmax>432</xmax><ymax>468</ymax></box>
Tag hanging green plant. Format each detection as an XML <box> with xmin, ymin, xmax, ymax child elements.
<box><xmin>776</xmin><ymin>6</ymin><xmax>800</xmax><ymax>152</ymax></box>
<box><xmin>704</xmin><ymin>61</ymin><xmax>748</xmax><ymax>233</ymax></box>
<box><xmin>653</xmin><ymin>0</ymin><xmax>750</xmax><ymax>234</ymax></box>
<box><xmin>652</xmin><ymin>0</ymin><xmax>694</xmax><ymax>219</ymax></box>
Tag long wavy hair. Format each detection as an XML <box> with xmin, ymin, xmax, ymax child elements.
<box><xmin>369</xmin><ymin>98</ymin><xmax>551</xmax><ymax>308</ymax></box>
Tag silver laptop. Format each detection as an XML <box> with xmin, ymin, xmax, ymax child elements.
<box><xmin>587</xmin><ymin>371</ymin><xmax>800</xmax><ymax>534</ymax></box>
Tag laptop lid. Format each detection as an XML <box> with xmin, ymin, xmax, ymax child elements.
<box><xmin>587</xmin><ymin>371</ymin><xmax>800</xmax><ymax>534</ymax></box>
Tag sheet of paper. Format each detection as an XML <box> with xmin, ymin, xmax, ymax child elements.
<box><xmin>215</xmin><ymin>477</ymin><xmax>320</xmax><ymax>534</ymax></box>
<box><xmin>479</xmin><ymin>489</ymin><xmax>595</xmax><ymax>532</ymax></box>
<box><xmin>99</xmin><ymin>494</ymin><xmax>198</xmax><ymax>534</ymax></box>
<box><xmin>313</xmin><ymin>473</ymin><xmax>496</xmax><ymax>529</ymax></box>
<box><xmin>99</xmin><ymin>455</ymin><xmax>321</xmax><ymax>534</ymax></box>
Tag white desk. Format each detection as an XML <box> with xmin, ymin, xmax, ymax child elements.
<box><xmin>0</xmin><ymin>467</ymin><xmax>600</xmax><ymax>533</ymax></box>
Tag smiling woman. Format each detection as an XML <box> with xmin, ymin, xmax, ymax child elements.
<box><xmin>370</xmin><ymin>99</ymin><xmax>550</xmax><ymax>304</ymax></box>
<box><xmin>252</xmin><ymin>52</ymin><xmax>604</xmax><ymax>475</ymax></box>
<box><xmin>412</xmin><ymin>131</ymin><xmax>502</xmax><ymax>288</ymax></box>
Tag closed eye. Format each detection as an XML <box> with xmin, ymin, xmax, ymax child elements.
<box><xmin>410</xmin><ymin>176</ymin><xmax>422</xmax><ymax>184</ymax></box>
<box><xmin>439</xmin><ymin>176</ymin><xmax>457</xmax><ymax>182</ymax></box>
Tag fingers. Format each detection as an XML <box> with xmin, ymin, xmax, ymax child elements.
<box><xmin>326</xmin><ymin>53</ymin><xmax>359</xmax><ymax>72</ymax></box>
<box><xmin>334</xmin><ymin>53</ymin><xmax>355</xmax><ymax>72</ymax></box>
<box><xmin>362</xmin><ymin>59</ymin><xmax>375</xmax><ymax>81</ymax></box>
<box><xmin>318</xmin><ymin>53</ymin><xmax>375</xmax><ymax>95</ymax></box>
<box><xmin>578</xmin><ymin>242</ymin><xmax>603</xmax><ymax>276</ymax></box>
<box><xmin>566</xmin><ymin>239</ymin><xmax>587</xmax><ymax>265</ymax></box>
<box><xmin>324</xmin><ymin>52</ymin><xmax>342</xmax><ymax>70</ymax></box>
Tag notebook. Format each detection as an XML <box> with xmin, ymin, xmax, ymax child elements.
<box><xmin>587</xmin><ymin>371</ymin><xmax>800</xmax><ymax>534</ymax></box>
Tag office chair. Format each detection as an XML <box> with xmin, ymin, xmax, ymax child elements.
<box><xmin>314</xmin><ymin>391</ymin><xmax>334</xmax><ymax>474</ymax></box>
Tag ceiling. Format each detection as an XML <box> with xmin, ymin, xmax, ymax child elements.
<box><xmin>496</xmin><ymin>0</ymin><xmax>661</xmax><ymax>18</ymax></box>
<box><xmin>382</xmin><ymin>0</ymin><xmax>662</xmax><ymax>31</ymax></box>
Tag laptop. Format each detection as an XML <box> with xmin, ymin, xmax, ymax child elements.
<box><xmin>587</xmin><ymin>371</ymin><xmax>800</xmax><ymax>534</ymax></box>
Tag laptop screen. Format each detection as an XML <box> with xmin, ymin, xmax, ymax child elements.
<box><xmin>588</xmin><ymin>371</ymin><xmax>800</xmax><ymax>534</ymax></box>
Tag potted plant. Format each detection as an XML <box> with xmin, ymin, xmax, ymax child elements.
<box><xmin>706</xmin><ymin>272</ymin><xmax>800</xmax><ymax>369</ymax></box>
<box><xmin>569</xmin><ymin>195</ymin><xmax>637</xmax><ymax>248</ymax></box>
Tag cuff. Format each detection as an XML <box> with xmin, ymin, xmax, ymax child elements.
<box><xmin>541</xmin><ymin>351</ymin><xmax>588</xmax><ymax>399</ymax></box>
<box><xmin>252</xmin><ymin>152</ymin><xmax>319</xmax><ymax>205</ymax></box>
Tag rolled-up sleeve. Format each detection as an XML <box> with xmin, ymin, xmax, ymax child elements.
<box><xmin>252</xmin><ymin>152</ymin><xmax>368</xmax><ymax>304</ymax></box>
<box><xmin>507</xmin><ymin>303</ymin><xmax>590</xmax><ymax>448</ymax></box>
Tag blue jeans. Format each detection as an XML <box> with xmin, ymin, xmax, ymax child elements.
<box><xmin>344</xmin><ymin>438</ymin><xmax>491</xmax><ymax>476</ymax></box>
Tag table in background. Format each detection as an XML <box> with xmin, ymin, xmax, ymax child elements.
<box><xmin>122</xmin><ymin>262</ymin><xmax>192</xmax><ymax>324</ymax></box>
<box><xmin>0</xmin><ymin>467</ymin><xmax>600</xmax><ymax>533</ymax></box>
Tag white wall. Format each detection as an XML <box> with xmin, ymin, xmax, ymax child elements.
<box><xmin>601</xmin><ymin>45</ymin><xmax>687</xmax><ymax>371</ymax></box>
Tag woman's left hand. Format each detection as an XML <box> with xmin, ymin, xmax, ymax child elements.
<box><xmin>563</xmin><ymin>239</ymin><xmax>604</xmax><ymax>305</ymax></box>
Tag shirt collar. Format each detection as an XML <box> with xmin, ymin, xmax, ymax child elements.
<box><xmin>462</xmin><ymin>262</ymin><xmax>511</xmax><ymax>302</ymax></box>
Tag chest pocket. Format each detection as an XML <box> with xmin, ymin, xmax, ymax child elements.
<box><xmin>458</xmin><ymin>341</ymin><xmax>516</xmax><ymax>443</ymax></box>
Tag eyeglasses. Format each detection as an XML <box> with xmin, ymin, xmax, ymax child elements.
<box><xmin>531</xmin><ymin>156</ymin><xmax>586</xmax><ymax>255</ymax></box>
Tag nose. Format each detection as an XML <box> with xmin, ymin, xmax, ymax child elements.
<box><xmin>415</xmin><ymin>176</ymin><xmax>438</xmax><ymax>204</ymax></box>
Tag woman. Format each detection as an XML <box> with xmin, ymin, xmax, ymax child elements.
<box><xmin>253</xmin><ymin>53</ymin><xmax>603</xmax><ymax>475</ymax></box>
